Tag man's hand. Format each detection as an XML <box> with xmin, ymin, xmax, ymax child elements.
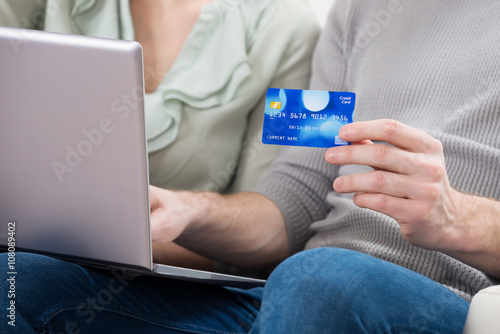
<box><xmin>149</xmin><ymin>185</ymin><xmax>205</xmax><ymax>243</ymax></box>
<box><xmin>148</xmin><ymin>185</ymin><xmax>288</xmax><ymax>269</ymax></box>
<box><xmin>325</xmin><ymin>119</ymin><xmax>500</xmax><ymax>277</ymax></box>
<box><xmin>326</xmin><ymin>119</ymin><xmax>471</xmax><ymax>251</ymax></box>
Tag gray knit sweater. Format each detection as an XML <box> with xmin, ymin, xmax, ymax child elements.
<box><xmin>255</xmin><ymin>0</ymin><xmax>500</xmax><ymax>301</ymax></box>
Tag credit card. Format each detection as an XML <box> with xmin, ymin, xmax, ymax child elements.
<box><xmin>262</xmin><ymin>88</ymin><xmax>356</xmax><ymax>148</ymax></box>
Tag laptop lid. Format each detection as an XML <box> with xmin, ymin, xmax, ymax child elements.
<box><xmin>0</xmin><ymin>26</ymin><xmax>152</xmax><ymax>271</ymax></box>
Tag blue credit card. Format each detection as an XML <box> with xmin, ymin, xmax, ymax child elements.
<box><xmin>262</xmin><ymin>88</ymin><xmax>356</xmax><ymax>148</ymax></box>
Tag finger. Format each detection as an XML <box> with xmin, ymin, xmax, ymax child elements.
<box><xmin>325</xmin><ymin>139</ymin><xmax>372</xmax><ymax>160</ymax></box>
<box><xmin>325</xmin><ymin>139</ymin><xmax>372</xmax><ymax>163</ymax></box>
<box><xmin>325</xmin><ymin>143</ymin><xmax>417</xmax><ymax>175</ymax></box>
<box><xmin>149</xmin><ymin>185</ymin><xmax>165</xmax><ymax>210</ymax></box>
<box><xmin>150</xmin><ymin>209</ymin><xmax>173</xmax><ymax>243</ymax></box>
<box><xmin>352</xmin><ymin>192</ymin><xmax>425</xmax><ymax>225</ymax></box>
<box><xmin>351</xmin><ymin>139</ymin><xmax>373</xmax><ymax>146</ymax></box>
<box><xmin>339</xmin><ymin>119</ymin><xmax>441</xmax><ymax>153</ymax></box>
<box><xmin>334</xmin><ymin>170</ymin><xmax>429</xmax><ymax>199</ymax></box>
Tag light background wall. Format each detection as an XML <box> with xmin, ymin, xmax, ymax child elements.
<box><xmin>308</xmin><ymin>0</ymin><xmax>336</xmax><ymax>26</ymax></box>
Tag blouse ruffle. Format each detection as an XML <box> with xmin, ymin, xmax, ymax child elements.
<box><xmin>46</xmin><ymin>0</ymin><xmax>276</xmax><ymax>152</ymax></box>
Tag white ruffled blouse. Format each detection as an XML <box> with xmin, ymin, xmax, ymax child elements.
<box><xmin>1</xmin><ymin>0</ymin><xmax>320</xmax><ymax>192</ymax></box>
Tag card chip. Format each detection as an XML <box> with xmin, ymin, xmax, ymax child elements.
<box><xmin>270</xmin><ymin>101</ymin><xmax>281</xmax><ymax>109</ymax></box>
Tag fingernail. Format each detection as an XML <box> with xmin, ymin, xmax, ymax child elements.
<box><xmin>325</xmin><ymin>149</ymin><xmax>335</xmax><ymax>162</ymax></box>
<box><xmin>333</xmin><ymin>177</ymin><xmax>342</xmax><ymax>191</ymax></box>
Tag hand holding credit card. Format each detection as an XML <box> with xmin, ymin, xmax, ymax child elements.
<box><xmin>262</xmin><ymin>88</ymin><xmax>356</xmax><ymax>148</ymax></box>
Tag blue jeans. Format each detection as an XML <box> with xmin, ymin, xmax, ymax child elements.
<box><xmin>1</xmin><ymin>248</ymin><xmax>469</xmax><ymax>333</ymax></box>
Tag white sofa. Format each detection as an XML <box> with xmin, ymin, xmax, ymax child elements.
<box><xmin>463</xmin><ymin>285</ymin><xmax>500</xmax><ymax>334</ymax></box>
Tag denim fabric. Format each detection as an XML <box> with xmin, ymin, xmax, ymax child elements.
<box><xmin>0</xmin><ymin>252</ymin><xmax>261</xmax><ymax>334</ymax></box>
<box><xmin>1</xmin><ymin>248</ymin><xmax>469</xmax><ymax>333</ymax></box>
<box><xmin>250</xmin><ymin>248</ymin><xmax>469</xmax><ymax>333</ymax></box>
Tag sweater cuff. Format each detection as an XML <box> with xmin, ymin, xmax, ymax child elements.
<box><xmin>252</xmin><ymin>183</ymin><xmax>314</xmax><ymax>256</ymax></box>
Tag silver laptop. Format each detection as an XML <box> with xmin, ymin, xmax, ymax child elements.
<box><xmin>0</xmin><ymin>26</ymin><xmax>265</xmax><ymax>288</ymax></box>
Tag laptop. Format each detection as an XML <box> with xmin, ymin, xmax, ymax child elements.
<box><xmin>0</xmin><ymin>26</ymin><xmax>265</xmax><ymax>288</ymax></box>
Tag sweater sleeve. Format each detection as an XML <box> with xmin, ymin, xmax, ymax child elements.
<box><xmin>253</xmin><ymin>146</ymin><xmax>338</xmax><ymax>255</ymax></box>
